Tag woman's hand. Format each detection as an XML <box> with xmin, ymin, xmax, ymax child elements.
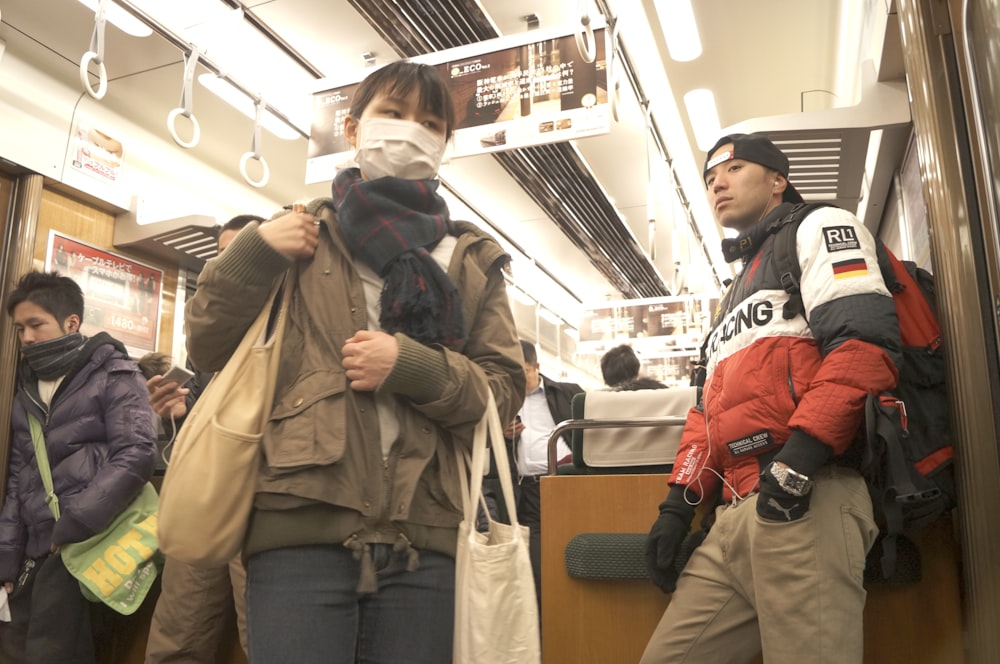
<box><xmin>342</xmin><ymin>331</ymin><xmax>399</xmax><ymax>391</ymax></box>
<box><xmin>258</xmin><ymin>206</ymin><xmax>319</xmax><ymax>261</ymax></box>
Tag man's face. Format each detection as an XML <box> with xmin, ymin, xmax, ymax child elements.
<box><xmin>704</xmin><ymin>143</ymin><xmax>778</xmax><ymax>233</ymax></box>
<box><xmin>12</xmin><ymin>301</ymin><xmax>78</xmax><ymax>347</ymax></box>
<box><xmin>524</xmin><ymin>361</ymin><xmax>541</xmax><ymax>392</ymax></box>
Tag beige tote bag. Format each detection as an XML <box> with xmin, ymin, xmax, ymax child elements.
<box><xmin>454</xmin><ymin>391</ymin><xmax>541</xmax><ymax>664</ymax></box>
<box><xmin>157</xmin><ymin>273</ymin><xmax>290</xmax><ymax>566</ymax></box>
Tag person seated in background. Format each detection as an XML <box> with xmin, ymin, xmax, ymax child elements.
<box><xmin>600</xmin><ymin>343</ymin><xmax>666</xmax><ymax>390</ymax></box>
<box><xmin>141</xmin><ymin>214</ymin><xmax>262</xmax><ymax>664</ymax></box>
<box><xmin>0</xmin><ymin>271</ymin><xmax>157</xmax><ymax>663</ymax></box>
<box><xmin>503</xmin><ymin>339</ymin><xmax>583</xmax><ymax>607</ymax></box>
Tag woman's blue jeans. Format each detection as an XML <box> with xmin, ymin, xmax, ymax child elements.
<box><xmin>245</xmin><ymin>543</ymin><xmax>455</xmax><ymax>664</ymax></box>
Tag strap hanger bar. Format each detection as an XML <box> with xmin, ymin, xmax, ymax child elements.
<box><xmin>107</xmin><ymin>0</ymin><xmax>309</xmax><ymax>140</ymax></box>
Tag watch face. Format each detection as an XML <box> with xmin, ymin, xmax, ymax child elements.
<box><xmin>773</xmin><ymin>463</ymin><xmax>811</xmax><ymax>496</ymax></box>
<box><xmin>785</xmin><ymin>475</ymin><xmax>809</xmax><ymax>494</ymax></box>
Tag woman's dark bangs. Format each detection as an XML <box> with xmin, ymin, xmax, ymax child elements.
<box><xmin>383</xmin><ymin>69</ymin><xmax>449</xmax><ymax>120</ymax></box>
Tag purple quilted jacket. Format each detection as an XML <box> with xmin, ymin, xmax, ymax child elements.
<box><xmin>0</xmin><ymin>333</ymin><xmax>157</xmax><ymax>582</ymax></box>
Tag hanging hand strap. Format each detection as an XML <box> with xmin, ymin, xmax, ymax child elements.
<box><xmin>27</xmin><ymin>414</ymin><xmax>61</xmax><ymax>520</ymax></box>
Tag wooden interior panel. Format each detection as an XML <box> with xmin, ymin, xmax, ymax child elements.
<box><xmin>541</xmin><ymin>474</ymin><xmax>965</xmax><ymax>664</ymax></box>
<box><xmin>863</xmin><ymin>516</ymin><xmax>965</xmax><ymax>663</ymax></box>
<box><xmin>541</xmin><ymin>474</ymin><xmax>671</xmax><ymax>664</ymax></box>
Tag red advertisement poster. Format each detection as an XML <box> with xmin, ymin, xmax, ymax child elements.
<box><xmin>45</xmin><ymin>231</ymin><xmax>162</xmax><ymax>357</ymax></box>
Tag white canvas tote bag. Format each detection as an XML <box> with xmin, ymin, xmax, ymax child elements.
<box><xmin>453</xmin><ymin>391</ymin><xmax>541</xmax><ymax>664</ymax></box>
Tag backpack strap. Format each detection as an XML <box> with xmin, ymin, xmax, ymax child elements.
<box><xmin>868</xmin><ymin>392</ymin><xmax>945</xmax><ymax>579</ymax></box>
<box><xmin>768</xmin><ymin>203</ymin><xmax>834</xmax><ymax>320</ymax></box>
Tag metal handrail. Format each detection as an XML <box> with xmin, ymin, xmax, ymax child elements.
<box><xmin>546</xmin><ymin>416</ymin><xmax>688</xmax><ymax>476</ymax></box>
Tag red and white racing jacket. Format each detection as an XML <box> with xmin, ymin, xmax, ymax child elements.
<box><xmin>670</xmin><ymin>203</ymin><xmax>901</xmax><ymax>502</ymax></box>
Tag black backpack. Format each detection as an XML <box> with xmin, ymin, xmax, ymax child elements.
<box><xmin>771</xmin><ymin>203</ymin><xmax>957</xmax><ymax>583</ymax></box>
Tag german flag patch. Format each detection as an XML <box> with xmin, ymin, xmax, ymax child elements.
<box><xmin>832</xmin><ymin>258</ymin><xmax>868</xmax><ymax>279</ymax></box>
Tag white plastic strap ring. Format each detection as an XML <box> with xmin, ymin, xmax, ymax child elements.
<box><xmin>575</xmin><ymin>15</ymin><xmax>596</xmax><ymax>63</ymax></box>
<box><xmin>239</xmin><ymin>151</ymin><xmax>270</xmax><ymax>189</ymax></box>
<box><xmin>167</xmin><ymin>108</ymin><xmax>201</xmax><ymax>149</ymax></box>
<box><xmin>79</xmin><ymin>52</ymin><xmax>108</xmax><ymax>100</ymax></box>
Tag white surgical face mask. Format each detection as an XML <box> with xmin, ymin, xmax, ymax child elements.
<box><xmin>354</xmin><ymin>117</ymin><xmax>446</xmax><ymax>180</ymax></box>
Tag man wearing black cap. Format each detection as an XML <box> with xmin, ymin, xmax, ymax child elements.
<box><xmin>641</xmin><ymin>133</ymin><xmax>901</xmax><ymax>663</ymax></box>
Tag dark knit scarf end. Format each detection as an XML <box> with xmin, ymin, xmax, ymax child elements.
<box><xmin>380</xmin><ymin>251</ymin><xmax>465</xmax><ymax>348</ymax></box>
<box><xmin>333</xmin><ymin>168</ymin><xmax>467</xmax><ymax>349</ymax></box>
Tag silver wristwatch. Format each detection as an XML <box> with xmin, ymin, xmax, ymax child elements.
<box><xmin>768</xmin><ymin>462</ymin><xmax>813</xmax><ymax>496</ymax></box>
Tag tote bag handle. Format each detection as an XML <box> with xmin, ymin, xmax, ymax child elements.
<box><xmin>27</xmin><ymin>414</ymin><xmax>62</xmax><ymax>520</ymax></box>
<box><xmin>458</xmin><ymin>391</ymin><xmax>520</xmax><ymax>531</ymax></box>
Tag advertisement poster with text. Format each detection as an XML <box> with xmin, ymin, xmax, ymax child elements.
<box><xmin>576</xmin><ymin>295</ymin><xmax>720</xmax><ymax>388</ymax></box>
<box><xmin>306</xmin><ymin>25</ymin><xmax>609</xmax><ymax>184</ymax></box>
<box><xmin>70</xmin><ymin>119</ymin><xmax>126</xmax><ymax>183</ymax></box>
<box><xmin>45</xmin><ymin>231</ymin><xmax>162</xmax><ymax>357</ymax></box>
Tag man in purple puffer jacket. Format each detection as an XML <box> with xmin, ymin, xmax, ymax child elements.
<box><xmin>0</xmin><ymin>271</ymin><xmax>157</xmax><ymax>664</ymax></box>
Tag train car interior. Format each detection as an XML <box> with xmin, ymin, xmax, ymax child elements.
<box><xmin>2</xmin><ymin>0</ymin><xmax>1000</xmax><ymax>662</ymax></box>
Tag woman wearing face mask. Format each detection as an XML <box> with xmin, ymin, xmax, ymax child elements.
<box><xmin>184</xmin><ymin>61</ymin><xmax>526</xmax><ymax>664</ymax></box>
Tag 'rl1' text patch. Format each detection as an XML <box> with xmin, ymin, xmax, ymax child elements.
<box><xmin>823</xmin><ymin>226</ymin><xmax>861</xmax><ymax>253</ymax></box>
<box><xmin>832</xmin><ymin>258</ymin><xmax>868</xmax><ymax>279</ymax></box>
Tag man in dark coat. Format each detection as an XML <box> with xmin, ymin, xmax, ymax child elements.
<box><xmin>0</xmin><ymin>271</ymin><xmax>157</xmax><ymax>663</ymax></box>
<box><xmin>503</xmin><ymin>339</ymin><xmax>583</xmax><ymax>607</ymax></box>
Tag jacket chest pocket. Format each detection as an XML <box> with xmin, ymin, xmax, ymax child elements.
<box><xmin>264</xmin><ymin>370</ymin><xmax>347</xmax><ymax>470</ymax></box>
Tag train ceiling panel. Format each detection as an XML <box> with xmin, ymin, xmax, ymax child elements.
<box><xmin>0</xmin><ymin>0</ymin><xmax>908</xmax><ymax>314</ymax></box>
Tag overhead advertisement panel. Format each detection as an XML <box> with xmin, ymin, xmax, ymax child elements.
<box><xmin>305</xmin><ymin>22</ymin><xmax>609</xmax><ymax>184</ymax></box>
<box><xmin>577</xmin><ymin>295</ymin><xmax>721</xmax><ymax>388</ymax></box>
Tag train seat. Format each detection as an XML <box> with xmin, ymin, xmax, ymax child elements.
<box><xmin>555</xmin><ymin>386</ymin><xmax>696</xmax><ymax>475</ymax></box>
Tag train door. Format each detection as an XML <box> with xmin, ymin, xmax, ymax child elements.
<box><xmin>0</xmin><ymin>169</ymin><xmax>39</xmax><ymax>501</ymax></box>
<box><xmin>896</xmin><ymin>0</ymin><xmax>1000</xmax><ymax>660</ymax></box>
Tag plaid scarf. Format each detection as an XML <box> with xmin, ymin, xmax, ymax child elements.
<box><xmin>332</xmin><ymin>168</ymin><xmax>466</xmax><ymax>348</ymax></box>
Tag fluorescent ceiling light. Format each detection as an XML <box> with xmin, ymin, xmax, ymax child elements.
<box><xmin>654</xmin><ymin>0</ymin><xmax>702</xmax><ymax>62</ymax></box>
<box><xmin>77</xmin><ymin>0</ymin><xmax>153</xmax><ymax>38</ymax></box>
<box><xmin>198</xmin><ymin>74</ymin><xmax>299</xmax><ymax>140</ymax></box>
<box><xmin>683</xmin><ymin>88</ymin><xmax>721</xmax><ymax>151</ymax></box>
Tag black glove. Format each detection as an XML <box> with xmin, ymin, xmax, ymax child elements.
<box><xmin>644</xmin><ymin>485</ymin><xmax>696</xmax><ymax>593</ymax></box>
<box><xmin>756</xmin><ymin>462</ymin><xmax>812</xmax><ymax>522</ymax></box>
<box><xmin>756</xmin><ymin>432</ymin><xmax>833</xmax><ymax>522</ymax></box>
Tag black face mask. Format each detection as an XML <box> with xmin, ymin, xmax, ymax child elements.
<box><xmin>21</xmin><ymin>333</ymin><xmax>86</xmax><ymax>380</ymax></box>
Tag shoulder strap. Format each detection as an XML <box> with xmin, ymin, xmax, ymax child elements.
<box><xmin>770</xmin><ymin>202</ymin><xmax>836</xmax><ymax>320</ymax></box>
<box><xmin>27</xmin><ymin>414</ymin><xmax>61</xmax><ymax>520</ymax></box>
